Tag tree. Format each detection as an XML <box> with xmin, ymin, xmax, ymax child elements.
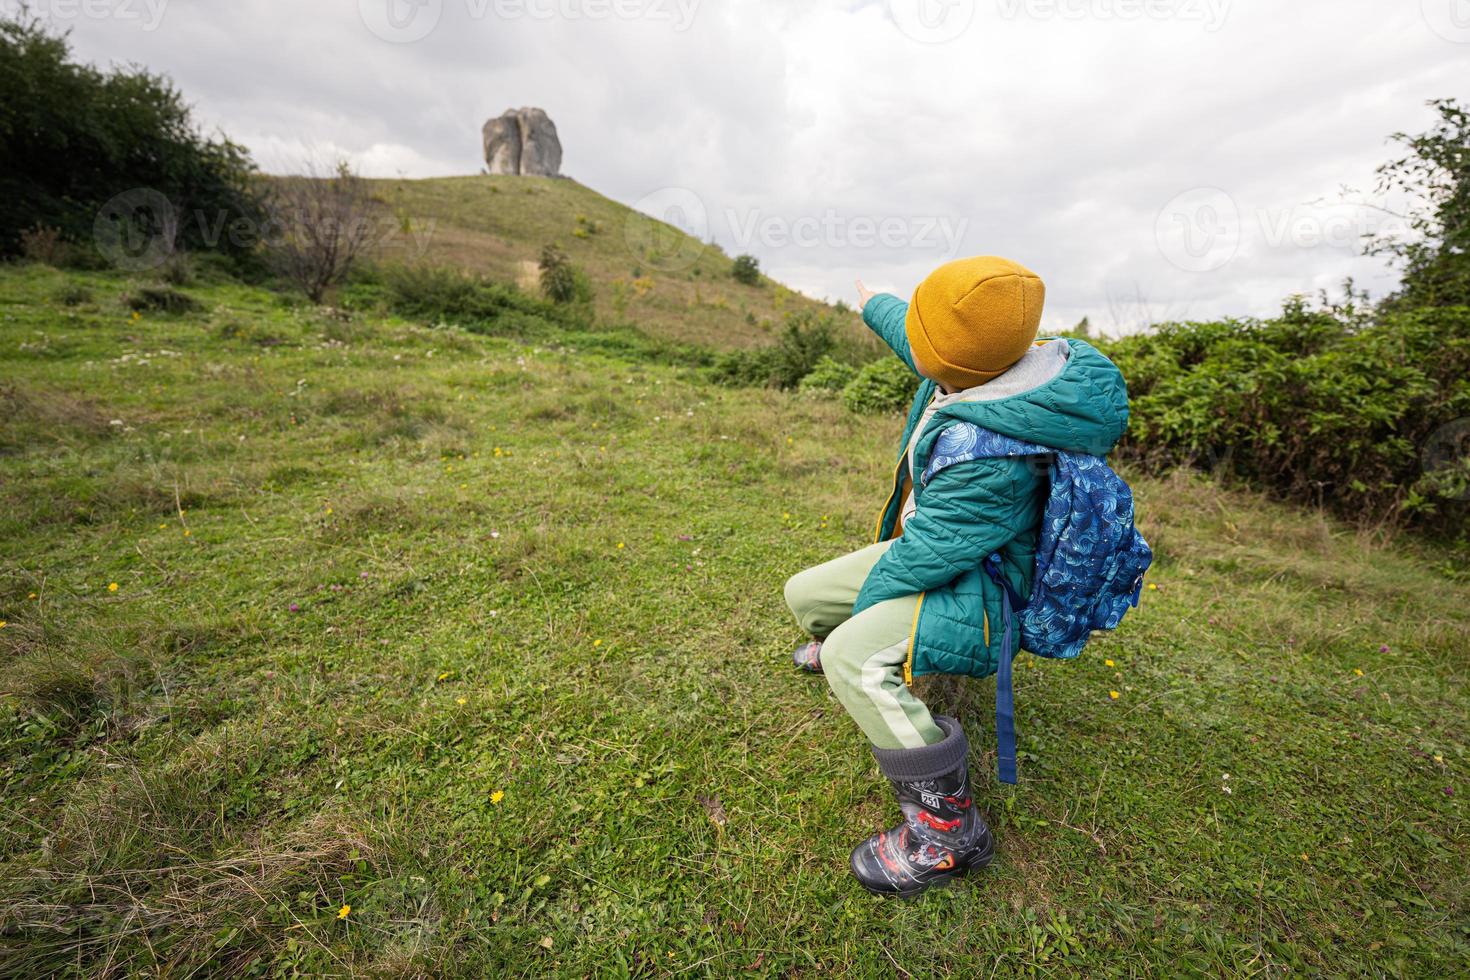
<box><xmin>264</xmin><ymin>162</ymin><xmax>377</xmax><ymax>303</ymax></box>
<box><xmin>0</xmin><ymin>12</ymin><xmax>260</xmax><ymax>261</ymax></box>
<box><xmin>1368</xmin><ymin>99</ymin><xmax>1470</xmax><ymax>309</ymax></box>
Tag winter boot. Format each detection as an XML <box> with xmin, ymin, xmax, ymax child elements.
<box><xmin>792</xmin><ymin>640</ymin><xmax>823</xmax><ymax>673</ymax></box>
<box><xmin>849</xmin><ymin>716</ymin><xmax>994</xmax><ymax>898</ymax></box>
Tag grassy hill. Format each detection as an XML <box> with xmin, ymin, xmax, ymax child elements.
<box><xmin>363</xmin><ymin>174</ymin><xmax>861</xmax><ymax>352</ymax></box>
<box><xmin>1</xmin><ymin>263</ymin><xmax>1467</xmax><ymax>976</ymax></box>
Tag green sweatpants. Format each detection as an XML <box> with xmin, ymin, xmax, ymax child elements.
<box><xmin>784</xmin><ymin>541</ymin><xmax>945</xmax><ymax>750</ymax></box>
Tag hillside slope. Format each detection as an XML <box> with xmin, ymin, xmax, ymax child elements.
<box><xmin>363</xmin><ymin>174</ymin><xmax>859</xmax><ymax>351</ymax></box>
<box><xmin>1</xmin><ymin>265</ymin><xmax>1467</xmax><ymax>975</ymax></box>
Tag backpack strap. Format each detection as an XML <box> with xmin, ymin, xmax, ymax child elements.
<box><xmin>983</xmin><ymin>554</ymin><xmax>1027</xmax><ymax>785</ymax></box>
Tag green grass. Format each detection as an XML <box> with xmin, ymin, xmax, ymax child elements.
<box><xmin>1</xmin><ymin>262</ymin><xmax>1467</xmax><ymax>976</ymax></box>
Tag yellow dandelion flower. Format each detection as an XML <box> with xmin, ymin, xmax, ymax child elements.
<box><xmin>28</xmin><ymin>592</ymin><xmax>37</xmax><ymax>600</ymax></box>
<box><xmin>491</xmin><ymin>790</ymin><xmax>504</xmax><ymax>804</ymax></box>
<box><xmin>456</xmin><ymin>697</ymin><xmax>467</xmax><ymax>705</ymax></box>
<box><xmin>1104</xmin><ymin>659</ymin><xmax>1115</xmax><ymax>668</ymax></box>
<box><xmin>616</xmin><ymin>542</ymin><xmax>625</xmax><ymax>549</ymax></box>
<box><xmin>1109</xmin><ymin>690</ymin><xmax>1120</xmax><ymax>700</ymax></box>
<box><xmin>159</xmin><ymin>523</ymin><xmax>167</xmax><ymax>529</ymax></box>
<box><xmin>337</xmin><ymin>904</ymin><xmax>351</xmax><ymax>919</ymax></box>
<box><xmin>325</xmin><ymin>506</ymin><xmax>333</xmax><ymax>515</ymax></box>
<box><xmin>593</xmin><ymin>639</ymin><xmax>603</xmax><ymax>647</ymax></box>
<box><xmin>437</xmin><ymin>671</ymin><xmax>451</xmax><ymax>681</ymax></box>
<box><xmin>1352</xmin><ymin>668</ymin><xmax>1364</xmax><ymax>677</ymax></box>
<box><xmin>183</xmin><ymin>529</ymin><xmax>190</xmax><ymax>537</ymax></box>
<box><xmin>1300</xmin><ymin>853</ymin><xmax>1309</xmax><ymax>862</ymax></box>
<box><xmin>1147</xmin><ymin>583</ymin><xmax>1158</xmax><ymax>591</ymax></box>
<box><xmin>0</xmin><ymin>621</ymin><xmax>6</xmax><ymax>629</ymax></box>
<box><xmin>107</xmin><ymin>582</ymin><xmax>119</xmax><ymax>592</ymax></box>
<box><xmin>1434</xmin><ymin>753</ymin><xmax>1444</xmax><ymax>763</ymax></box>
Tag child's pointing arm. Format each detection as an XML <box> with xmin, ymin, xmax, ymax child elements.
<box><xmin>856</xmin><ymin>278</ymin><xmax>920</xmax><ymax>376</ymax></box>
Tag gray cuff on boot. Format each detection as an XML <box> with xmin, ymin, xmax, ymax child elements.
<box><xmin>870</xmin><ymin>716</ymin><xmax>968</xmax><ymax>782</ymax></box>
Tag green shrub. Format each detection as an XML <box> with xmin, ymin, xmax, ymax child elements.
<box><xmin>124</xmin><ymin>285</ymin><xmax>202</xmax><ymax>315</ymax></box>
<box><xmin>539</xmin><ymin>243</ymin><xmax>593</xmax><ymax>305</ymax></box>
<box><xmin>51</xmin><ymin>283</ymin><xmax>91</xmax><ymax>307</ymax></box>
<box><xmin>841</xmin><ymin>358</ymin><xmax>919</xmax><ymax>414</ymax></box>
<box><xmin>732</xmin><ymin>254</ymin><xmax>761</xmax><ymax>286</ymax></box>
<box><xmin>1101</xmin><ymin>300</ymin><xmax>1470</xmax><ymax>534</ymax></box>
<box><xmin>798</xmin><ymin>356</ymin><xmax>858</xmax><ymax>393</ymax></box>
<box><xmin>710</xmin><ymin>311</ymin><xmax>838</xmax><ymax>388</ymax></box>
<box><xmin>374</xmin><ymin>264</ymin><xmax>582</xmax><ymax>336</ymax></box>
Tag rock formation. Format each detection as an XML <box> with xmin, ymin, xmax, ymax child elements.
<box><xmin>482</xmin><ymin>107</ymin><xmax>562</xmax><ymax>176</ymax></box>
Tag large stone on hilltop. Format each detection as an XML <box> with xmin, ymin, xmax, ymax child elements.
<box><xmin>482</xmin><ymin>107</ymin><xmax>562</xmax><ymax>176</ymax></box>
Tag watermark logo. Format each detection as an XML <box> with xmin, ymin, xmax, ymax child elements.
<box><xmin>625</xmin><ymin>186</ymin><xmax>709</xmax><ymax>273</ymax></box>
<box><xmin>888</xmin><ymin>0</ymin><xmax>976</xmax><ymax>43</ymax></box>
<box><xmin>995</xmin><ymin>0</ymin><xmax>1230</xmax><ymax>32</ymax></box>
<box><xmin>94</xmin><ymin>188</ymin><xmax>177</xmax><ymax>271</ymax></box>
<box><xmin>1421</xmin><ymin>0</ymin><xmax>1470</xmax><ymax>43</ymax></box>
<box><xmin>1423</xmin><ymin>418</ymin><xmax>1470</xmax><ymax>501</ymax></box>
<box><xmin>1155</xmin><ymin>187</ymin><xmax>1239</xmax><ymax>273</ymax></box>
<box><xmin>29</xmin><ymin>0</ymin><xmax>169</xmax><ymax>31</ymax></box>
<box><xmin>358</xmin><ymin>0</ymin><xmax>444</xmax><ymax>43</ymax></box>
<box><xmin>359</xmin><ymin>0</ymin><xmax>698</xmax><ymax>41</ymax></box>
<box><xmin>1156</xmin><ymin>187</ymin><xmax>1412</xmax><ymax>273</ymax></box>
<box><xmin>725</xmin><ymin>208</ymin><xmax>967</xmax><ymax>255</ymax></box>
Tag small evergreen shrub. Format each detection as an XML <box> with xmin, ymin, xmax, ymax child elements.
<box><xmin>540</xmin><ymin>243</ymin><xmax>593</xmax><ymax>305</ymax></box>
<box><xmin>732</xmin><ymin>254</ymin><xmax>761</xmax><ymax>286</ymax></box>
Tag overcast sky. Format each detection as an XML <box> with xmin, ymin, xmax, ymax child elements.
<box><xmin>23</xmin><ymin>0</ymin><xmax>1470</xmax><ymax>332</ymax></box>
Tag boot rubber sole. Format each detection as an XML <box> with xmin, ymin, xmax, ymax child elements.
<box><xmin>854</xmin><ymin>832</ymin><xmax>995</xmax><ymax>900</ymax></box>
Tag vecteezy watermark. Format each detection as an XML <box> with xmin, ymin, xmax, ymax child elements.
<box><xmin>725</xmin><ymin>208</ymin><xmax>968</xmax><ymax>256</ymax></box>
<box><xmin>1154</xmin><ymin>187</ymin><xmax>1240</xmax><ymax>273</ymax></box>
<box><xmin>27</xmin><ymin>0</ymin><xmax>169</xmax><ymax>30</ymax></box>
<box><xmin>1421</xmin><ymin>0</ymin><xmax>1470</xmax><ymax>43</ymax></box>
<box><xmin>624</xmin><ymin>186</ymin><xmax>709</xmax><ymax>273</ymax></box>
<box><xmin>1423</xmin><ymin>418</ymin><xmax>1470</xmax><ymax>501</ymax></box>
<box><xmin>358</xmin><ymin>0</ymin><xmax>698</xmax><ymax>43</ymax></box>
<box><xmin>888</xmin><ymin>0</ymin><xmax>976</xmax><ymax>43</ymax></box>
<box><xmin>624</xmin><ymin>187</ymin><xmax>969</xmax><ymax>273</ymax></box>
<box><xmin>95</xmin><ymin>188</ymin><xmax>178</xmax><ymax>271</ymax></box>
<box><xmin>995</xmin><ymin>0</ymin><xmax>1230</xmax><ymax>32</ymax></box>
<box><xmin>92</xmin><ymin>188</ymin><xmax>437</xmax><ymax>271</ymax></box>
<box><xmin>1155</xmin><ymin>187</ymin><xmax>1410</xmax><ymax>273</ymax></box>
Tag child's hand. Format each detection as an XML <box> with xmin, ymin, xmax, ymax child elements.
<box><xmin>855</xmin><ymin>279</ymin><xmax>878</xmax><ymax>311</ymax></box>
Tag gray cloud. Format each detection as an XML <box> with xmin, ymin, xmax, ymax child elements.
<box><xmin>26</xmin><ymin>0</ymin><xmax>1470</xmax><ymax>332</ymax></box>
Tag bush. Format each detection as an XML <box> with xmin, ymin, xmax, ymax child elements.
<box><xmin>264</xmin><ymin>163</ymin><xmax>377</xmax><ymax>303</ymax></box>
<box><xmin>841</xmin><ymin>358</ymin><xmax>920</xmax><ymax>414</ymax></box>
<box><xmin>124</xmin><ymin>285</ymin><xmax>202</xmax><ymax>315</ymax></box>
<box><xmin>1100</xmin><ymin>299</ymin><xmax>1470</xmax><ymax>534</ymax></box>
<box><xmin>798</xmin><ymin>356</ymin><xmax>858</xmax><ymax>393</ymax></box>
<box><xmin>732</xmin><ymin>254</ymin><xmax>761</xmax><ymax>286</ymax></box>
<box><xmin>0</xmin><ymin>14</ymin><xmax>261</xmax><ymax>262</ymax></box>
<box><xmin>373</xmin><ymin>264</ymin><xmax>580</xmax><ymax>337</ymax></box>
<box><xmin>539</xmin><ymin>243</ymin><xmax>593</xmax><ymax>305</ymax></box>
<box><xmin>710</xmin><ymin>311</ymin><xmax>838</xmax><ymax>388</ymax></box>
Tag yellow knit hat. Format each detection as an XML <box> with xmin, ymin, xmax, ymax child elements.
<box><xmin>905</xmin><ymin>256</ymin><xmax>1045</xmax><ymax>390</ymax></box>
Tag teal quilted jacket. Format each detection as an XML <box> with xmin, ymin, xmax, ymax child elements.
<box><xmin>851</xmin><ymin>293</ymin><xmax>1131</xmax><ymax>682</ymax></box>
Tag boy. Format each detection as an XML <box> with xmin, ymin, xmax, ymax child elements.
<box><xmin>784</xmin><ymin>255</ymin><xmax>1129</xmax><ymax>897</ymax></box>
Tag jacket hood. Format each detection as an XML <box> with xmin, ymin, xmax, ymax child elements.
<box><xmin>925</xmin><ymin>338</ymin><xmax>1130</xmax><ymax>456</ymax></box>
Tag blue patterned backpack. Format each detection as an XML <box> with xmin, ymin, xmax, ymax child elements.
<box><xmin>924</xmin><ymin>425</ymin><xmax>1152</xmax><ymax>782</ymax></box>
